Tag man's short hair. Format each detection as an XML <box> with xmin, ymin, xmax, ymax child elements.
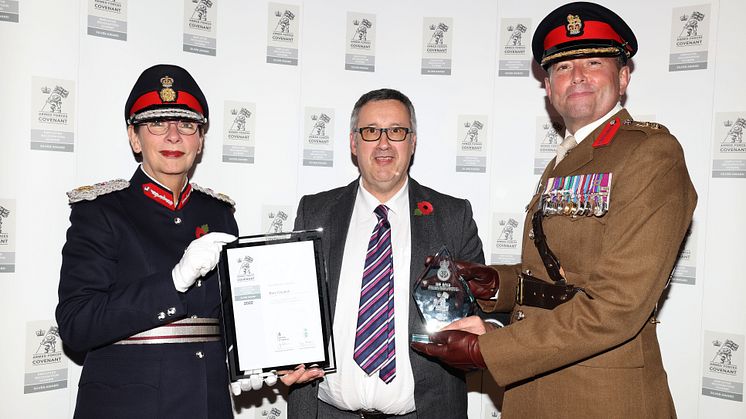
<box><xmin>350</xmin><ymin>88</ymin><xmax>417</xmax><ymax>134</ymax></box>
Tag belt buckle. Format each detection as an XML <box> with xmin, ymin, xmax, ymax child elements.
<box><xmin>357</xmin><ymin>409</ymin><xmax>387</xmax><ymax>419</ymax></box>
<box><xmin>516</xmin><ymin>274</ymin><xmax>525</xmax><ymax>305</ymax></box>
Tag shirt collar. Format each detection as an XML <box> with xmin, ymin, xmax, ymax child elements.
<box><xmin>566</xmin><ymin>103</ymin><xmax>623</xmax><ymax>144</ymax></box>
<box><xmin>357</xmin><ymin>177</ymin><xmax>410</xmax><ymax>219</ymax></box>
<box><xmin>137</xmin><ymin>164</ymin><xmax>189</xmax><ymax>193</ymax></box>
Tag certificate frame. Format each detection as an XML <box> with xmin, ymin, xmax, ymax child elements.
<box><xmin>218</xmin><ymin>229</ymin><xmax>336</xmax><ymax>381</ymax></box>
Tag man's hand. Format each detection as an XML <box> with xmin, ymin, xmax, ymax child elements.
<box><xmin>441</xmin><ymin>315</ymin><xmax>497</xmax><ymax>335</ymax></box>
<box><xmin>411</xmin><ymin>330</ymin><xmax>486</xmax><ymax>371</ymax></box>
<box><xmin>277</xmin><ymin>364</ymin><xmax>325</xmax><ymax>386</ymax></box>
<box><xmin>172</xmin><ymin>232</ymin><xmax>236</xmax><ymax>292</ymax></box>
<box><xmin>454</xmin><ymin>260</ymin><xmax>499</xmax><ymax>300</ymax></box>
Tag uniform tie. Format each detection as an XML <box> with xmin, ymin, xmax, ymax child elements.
<box><xmin>353</xmin><ymin>205</ymin><xmax>396</xmax><ymax>384</ymax></box>
<box><xmin>554</xmin><ymin>135</ymin><xmax>577</xmax><ymax>168</ymax></box>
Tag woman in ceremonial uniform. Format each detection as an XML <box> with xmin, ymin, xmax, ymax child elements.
<box><xmin>56</xmin><ymin>64</ymin><xmax>238</xmax><ymax>419</ymax></box>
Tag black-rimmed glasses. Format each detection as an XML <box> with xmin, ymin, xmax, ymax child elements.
<box><xmin>356</xmin><ymin>127</ymin><xmax>413</xmax><ymax>142</ymax></box>
<box><xmin>141</xmin><ymin>120</ymin><xmax>201</xmax><ymax>136</ymax></box>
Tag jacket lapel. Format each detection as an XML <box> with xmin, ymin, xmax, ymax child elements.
<box><xmin>326</xmin><ymin>180</ymin><xmax>358</xmax><ymax>317</ymax></box>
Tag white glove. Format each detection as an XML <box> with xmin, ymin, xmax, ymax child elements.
<box><xmin>230</xmin><ymin>369</ymin><xmax>278</xmax><ymax>395</ymax></box>
<box><xmin>172</xmin><ymin>232</ymin><xmax>236</xmax><ymax>292</ymax></box>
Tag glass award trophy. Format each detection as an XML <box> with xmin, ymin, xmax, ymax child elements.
<box><xmin>411</xmin><ymin>246</ymin><xmax>475</xmax><ymax>343</ymax></box>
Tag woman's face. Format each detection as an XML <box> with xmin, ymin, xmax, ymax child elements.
<box><xmin>128</xmin><ymin>120</ymin><xmax>203</xmax><ymax>188</ymax></box>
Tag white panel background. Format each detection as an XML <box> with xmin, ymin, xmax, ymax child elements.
<box><xmin>0</xmin><ymin>0</ymin><xmax>743</xmax><ymax>418</ymax></box>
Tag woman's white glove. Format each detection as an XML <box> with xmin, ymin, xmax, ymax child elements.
<box><xmin>172</xmin><ymin>232</ymin><xmax>236</xmax><ymax>292</ymax></box>
<box><xmin>230</xmin><ymin>370</ymin><xmax>278</xmax><ymax>395</ymax></box>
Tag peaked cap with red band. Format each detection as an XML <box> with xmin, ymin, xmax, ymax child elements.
<box><xmin>532</xmin><ymin>2</ymin><xmax>637</xmax><ymax>69</ymax></box>
<box><xmin>125</xmin><ymin>64</ymin><xmax>208</xmax><ymax>126</ymax></box>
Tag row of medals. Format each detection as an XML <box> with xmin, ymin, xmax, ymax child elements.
<box><xmin>540</xmin><ymin>173</ymin><xmax>612</xmax><ymax>217</ymax></box>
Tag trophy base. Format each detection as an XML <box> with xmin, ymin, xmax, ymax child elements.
<box><xmin>410</xmin><ymin>333</ymin><xmax>431</xmax><ymax>344</ymax></box>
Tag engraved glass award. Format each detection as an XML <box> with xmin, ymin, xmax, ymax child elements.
<box><xmin>411</xmin><ymin>246</ymin><xmax>475</xmax><ymax>343</ymax></box>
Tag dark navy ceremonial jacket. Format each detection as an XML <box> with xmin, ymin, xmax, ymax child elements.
<box><xmin>56</xmin><ymin>167</ymin><xmax>238</xmax><ymax>419</ymax></box>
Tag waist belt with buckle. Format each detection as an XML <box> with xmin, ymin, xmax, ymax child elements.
<box><xmin>517</xmin><ymin>209</ymin><xmax>593</xmax><ymax>310</ymax></box>
<box><xmin>114</xmin><ymin>317</ymin><xmax>220</xmax><ymax>345</ymax></box>
<box><xmin>354</xmin><ymin>410</ymin><xmax>402</xmax><ymax>419</ymax></box>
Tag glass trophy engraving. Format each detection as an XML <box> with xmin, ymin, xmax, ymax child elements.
<box><xmin>411</xmin><ymin>246</ymin><xmax>475</xmax><ymax>343</ymax></box>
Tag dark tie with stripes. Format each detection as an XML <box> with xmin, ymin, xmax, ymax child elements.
<box><xmin>353</xmin><ymin>204</ymin><xmax>396</xmax><ymax>383</ymax></box>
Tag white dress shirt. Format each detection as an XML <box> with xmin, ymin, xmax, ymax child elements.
<box><xmin>317</xmin><ymin>179</ymin><xmax>416</xmax><ymax>414</ymax></box>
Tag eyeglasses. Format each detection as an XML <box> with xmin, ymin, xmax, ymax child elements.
<box><xmin>357</xmin><ymin>127</ymin><xmax>413</xmax><ymax>142</ymax></box>
<box><xmin>141</xmin><ymin>120</ymin><xmax>201</xmax><ymax>136</ymax></box>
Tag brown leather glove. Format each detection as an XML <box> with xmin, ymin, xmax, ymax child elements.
<box><xmin>410</xmin><ymin>330</ymin><xmax>486</xmax><ymax>371</ymax></box>
<box><xmin>455</xmin><ymin>260</ymin><xmax>499</xmax><ymax>300</ymax></box>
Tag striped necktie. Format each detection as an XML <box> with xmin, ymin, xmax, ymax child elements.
<box><xmin>353</xmin><ymin>204</ymin><xmax>396</xmax><ymax>383</ymax></box>
<box><xmin>554</xmin><ymin>135</ymin><xmax>577</xmax><ymax>168</ymax></box>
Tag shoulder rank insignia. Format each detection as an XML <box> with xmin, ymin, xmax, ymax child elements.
<box><xmin>191</xmin><ymin>183</ymin><xmax>235</xmax><ymax>207</ymax></box>
<box><xmin>622</xmin><ymin>119</ymin><xmax>666</xmax><ymax>131</ymax></box>
<box><xmin>592</xmin><ymin>117</ymin><xmax>621</xmax><ymax>148</ymax></box>
<box><xmin>67</xmin><ymin>179</ymin><xmax>129</xmax><ymax>204</ymax></box>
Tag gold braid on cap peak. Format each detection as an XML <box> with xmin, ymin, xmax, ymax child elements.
<box><xmin>542</xmin><ymin>46</ymin><xmax>629</xmax><ymax>66</ymax></box>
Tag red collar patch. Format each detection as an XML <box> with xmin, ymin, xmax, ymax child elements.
<box><xmin>142</xmin><ymin>183</ymin><xmax>192</xmax><ymax>211</ymax></box>
<box><xmin>592</xmin><ymin>117</ymin><xmax>621</xmax><ymax>148</ymax></box>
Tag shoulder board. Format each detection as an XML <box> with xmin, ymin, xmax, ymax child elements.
<box><xmin>191</xmin><ymin>183</ymin><xmax>235</xmax><ymax>207</ymax></box>
<box><xmin>67</xmin><ymin>179</ymin><xmax>129</xmax><ymax>204</ymax></box>
<box><xmin>621</xmin><ymin>119</ymin><xmax>669</xmax><ymax>133</ymax></box>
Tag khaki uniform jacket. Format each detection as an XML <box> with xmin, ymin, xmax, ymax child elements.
<box><xmin>478</xmin><ymin>109</ymin><xmax>696</xmax><ymax>419</ymax></box>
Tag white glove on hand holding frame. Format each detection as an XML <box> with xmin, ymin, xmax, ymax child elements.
<box><xmin>172</xmin><ymin>232</ymin><xmax>236</xmax><ymax>292</ymax></box>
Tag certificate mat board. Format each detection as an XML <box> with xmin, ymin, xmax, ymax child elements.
<box><xmin>218</xmin><ymin>230</ymin><xmax>336</xmax><ymax>380</ymax></box>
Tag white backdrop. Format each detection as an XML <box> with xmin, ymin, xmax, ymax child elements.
<box><xmin>1</xmin><ymin>0</ymin><xmax>744</xmax><ymax>418</ymax></box>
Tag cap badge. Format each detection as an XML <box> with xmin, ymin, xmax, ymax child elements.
<box><xmin>566</xmin><ymin>14</ymin><xmax>583</xmax><ymax>37</ymax></box>
<box><xmin>159</xmin><ymin>75</ymin><xmax>176</xmax><ymax>103</ymax></box>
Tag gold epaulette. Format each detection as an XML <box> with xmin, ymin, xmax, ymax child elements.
<box><xmin>622</xmin><ymin>119</ymin><xmax>668</xmax><ymax>131</ymax></box>
<box><xmin>191</xmin><ymin>183</ymin><xmax>235</xmax><ymax>207</ymax></box>
<box><xmin>67</xmin><ymin>179</ymin><xmax>130</xmax><ymax>204</ymax></box>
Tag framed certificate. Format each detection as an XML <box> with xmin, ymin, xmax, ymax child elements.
<box><xmin>218</xmin><ymin>229</ymin><xmax>336</xmax><ymax>380</ymax></box>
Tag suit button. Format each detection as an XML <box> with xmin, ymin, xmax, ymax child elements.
<box><xmin>167</xmin><ymin>307</ymin><xmax>176</xmax><ymax>316</ymax></box>
<box><xmin>196</xmin><ymin>279</ymin><xmax>202</xmax><ymax>287</ymax></box>
<box><xmin>515</xmin><ymin>310</ymin><xmax>525</xmax><ymax>321</ymax></box>
<box><xmin>174</xmin><ymin>217</ymin><xmax>182</xmax><ymax>225</ymax></box>
<box><xmin>528</xmin><ymin>229</ymin><xmax>535</xmax><ymax>240</ymax></box>
<box><xmin>195</xmin><ymin>351</ymin><xmax>204</xmax><ymax>359</ymax></box>
<box><xmin>157</xmin><ymin>312</ymin><xmax>166</xmax><ymax>320</ymax></box>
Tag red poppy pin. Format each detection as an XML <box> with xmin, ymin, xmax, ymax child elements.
<box><xmin>414</xmin><ymin>201</ymin><xmax>434</xmax><ymax>216</ymax></box>
<box><xmin>195</xmin><ymin>224</ymin><xmax>209</xmax><ymax>238</ymax></box>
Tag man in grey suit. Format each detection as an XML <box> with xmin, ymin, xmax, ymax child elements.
<box><xmin>283</xmin><ymin>88</ymin><xmax>484</xmax><ymax>418</ymax></box>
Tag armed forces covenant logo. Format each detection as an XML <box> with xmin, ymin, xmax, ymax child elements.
<box><xmin>709</xmin><ymin>339</ymin><xmax>740</xmax><ymax>376</ymax></box>
<box><xmin>461</xmin><ymin>120</ymin><xmax>484</xmax><ymax>151</ymax></box>
<box><xmin>0</xmin><ymin>205</ymin><xmax>9</xmax><ymax>239</ymax></box>
<box><xmin>720</xmin><ymin>118</ymin><xmax>746</xmax><ymax>153</ymax></box>
<box><xmin>188</xmin><ymin>0</ymin><xmax>214</xmax><ymax>31</ymax></box>
<box><xmin>227</xmin><ymin>107</ymin><xmax>252</xmax><ymax>141</ymax></box>
<box><xmin>426</xmin><ymin>22</ymin><xmax>449</xmax><ymax>53</ymax></box>
<box><xmin>495</xmin><ymin>218</ymin><xmax>519</xmax><ymax>249</ymax></box>
<box><xmin>93</xmin><ymin>0</ymin><xmax>123</xmax><ymax>14</ymax></box>
<box><xmin>237</xmin><ymin>255</ymin><xmax>255</xmax><ymax>282</ymax></box>
<box><xmin>307</xmin><ymin>113</ymin><xmax>331</xmax><ymax>145</ymax></box>
<box><xmin>351</xmin><ymin>18</ymin><xmax>373</xmax><ymax>50</ymax></box>
<box><xmin>32</xmin><ymin>326</ymin><xmax>63</xmax><ymax>366</ymax></box>
<box><xmin>38</xmin><ymin>85</ymin><xmax>70</xmax><ymax>125</ymax></box>
<box><xmin>272</xmin><ymin>9</ymin><xmax>296</xmax><ymax>41</ymax></box>
<box><xmin>266</xmin><ymin>210</ymin><xmax>289</xmax><ymax>233</ymax></box>
<box><xmin>505</xmin><ymin>23</ymin><xmax>527</xmax><ymax>55</ymax></box>
<box><xmin>676</xmin><ymin>11</ymin><xmax>705</xmax><ymax>47</ymax></box>
<box><xmin>259</xmin><ymin>407</ymin><xmax>283</xmax><ymax>419</ymax></box>
<box><xmin>539</xmin><ymin>121</ymin><xmax>564</xmax><ymax>153</ymax></box>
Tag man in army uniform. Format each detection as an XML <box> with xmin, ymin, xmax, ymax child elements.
<box><xmin>412</xmin><ymin>3</ymin><xmax>696</xmax><ymax>418</ymax></box>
